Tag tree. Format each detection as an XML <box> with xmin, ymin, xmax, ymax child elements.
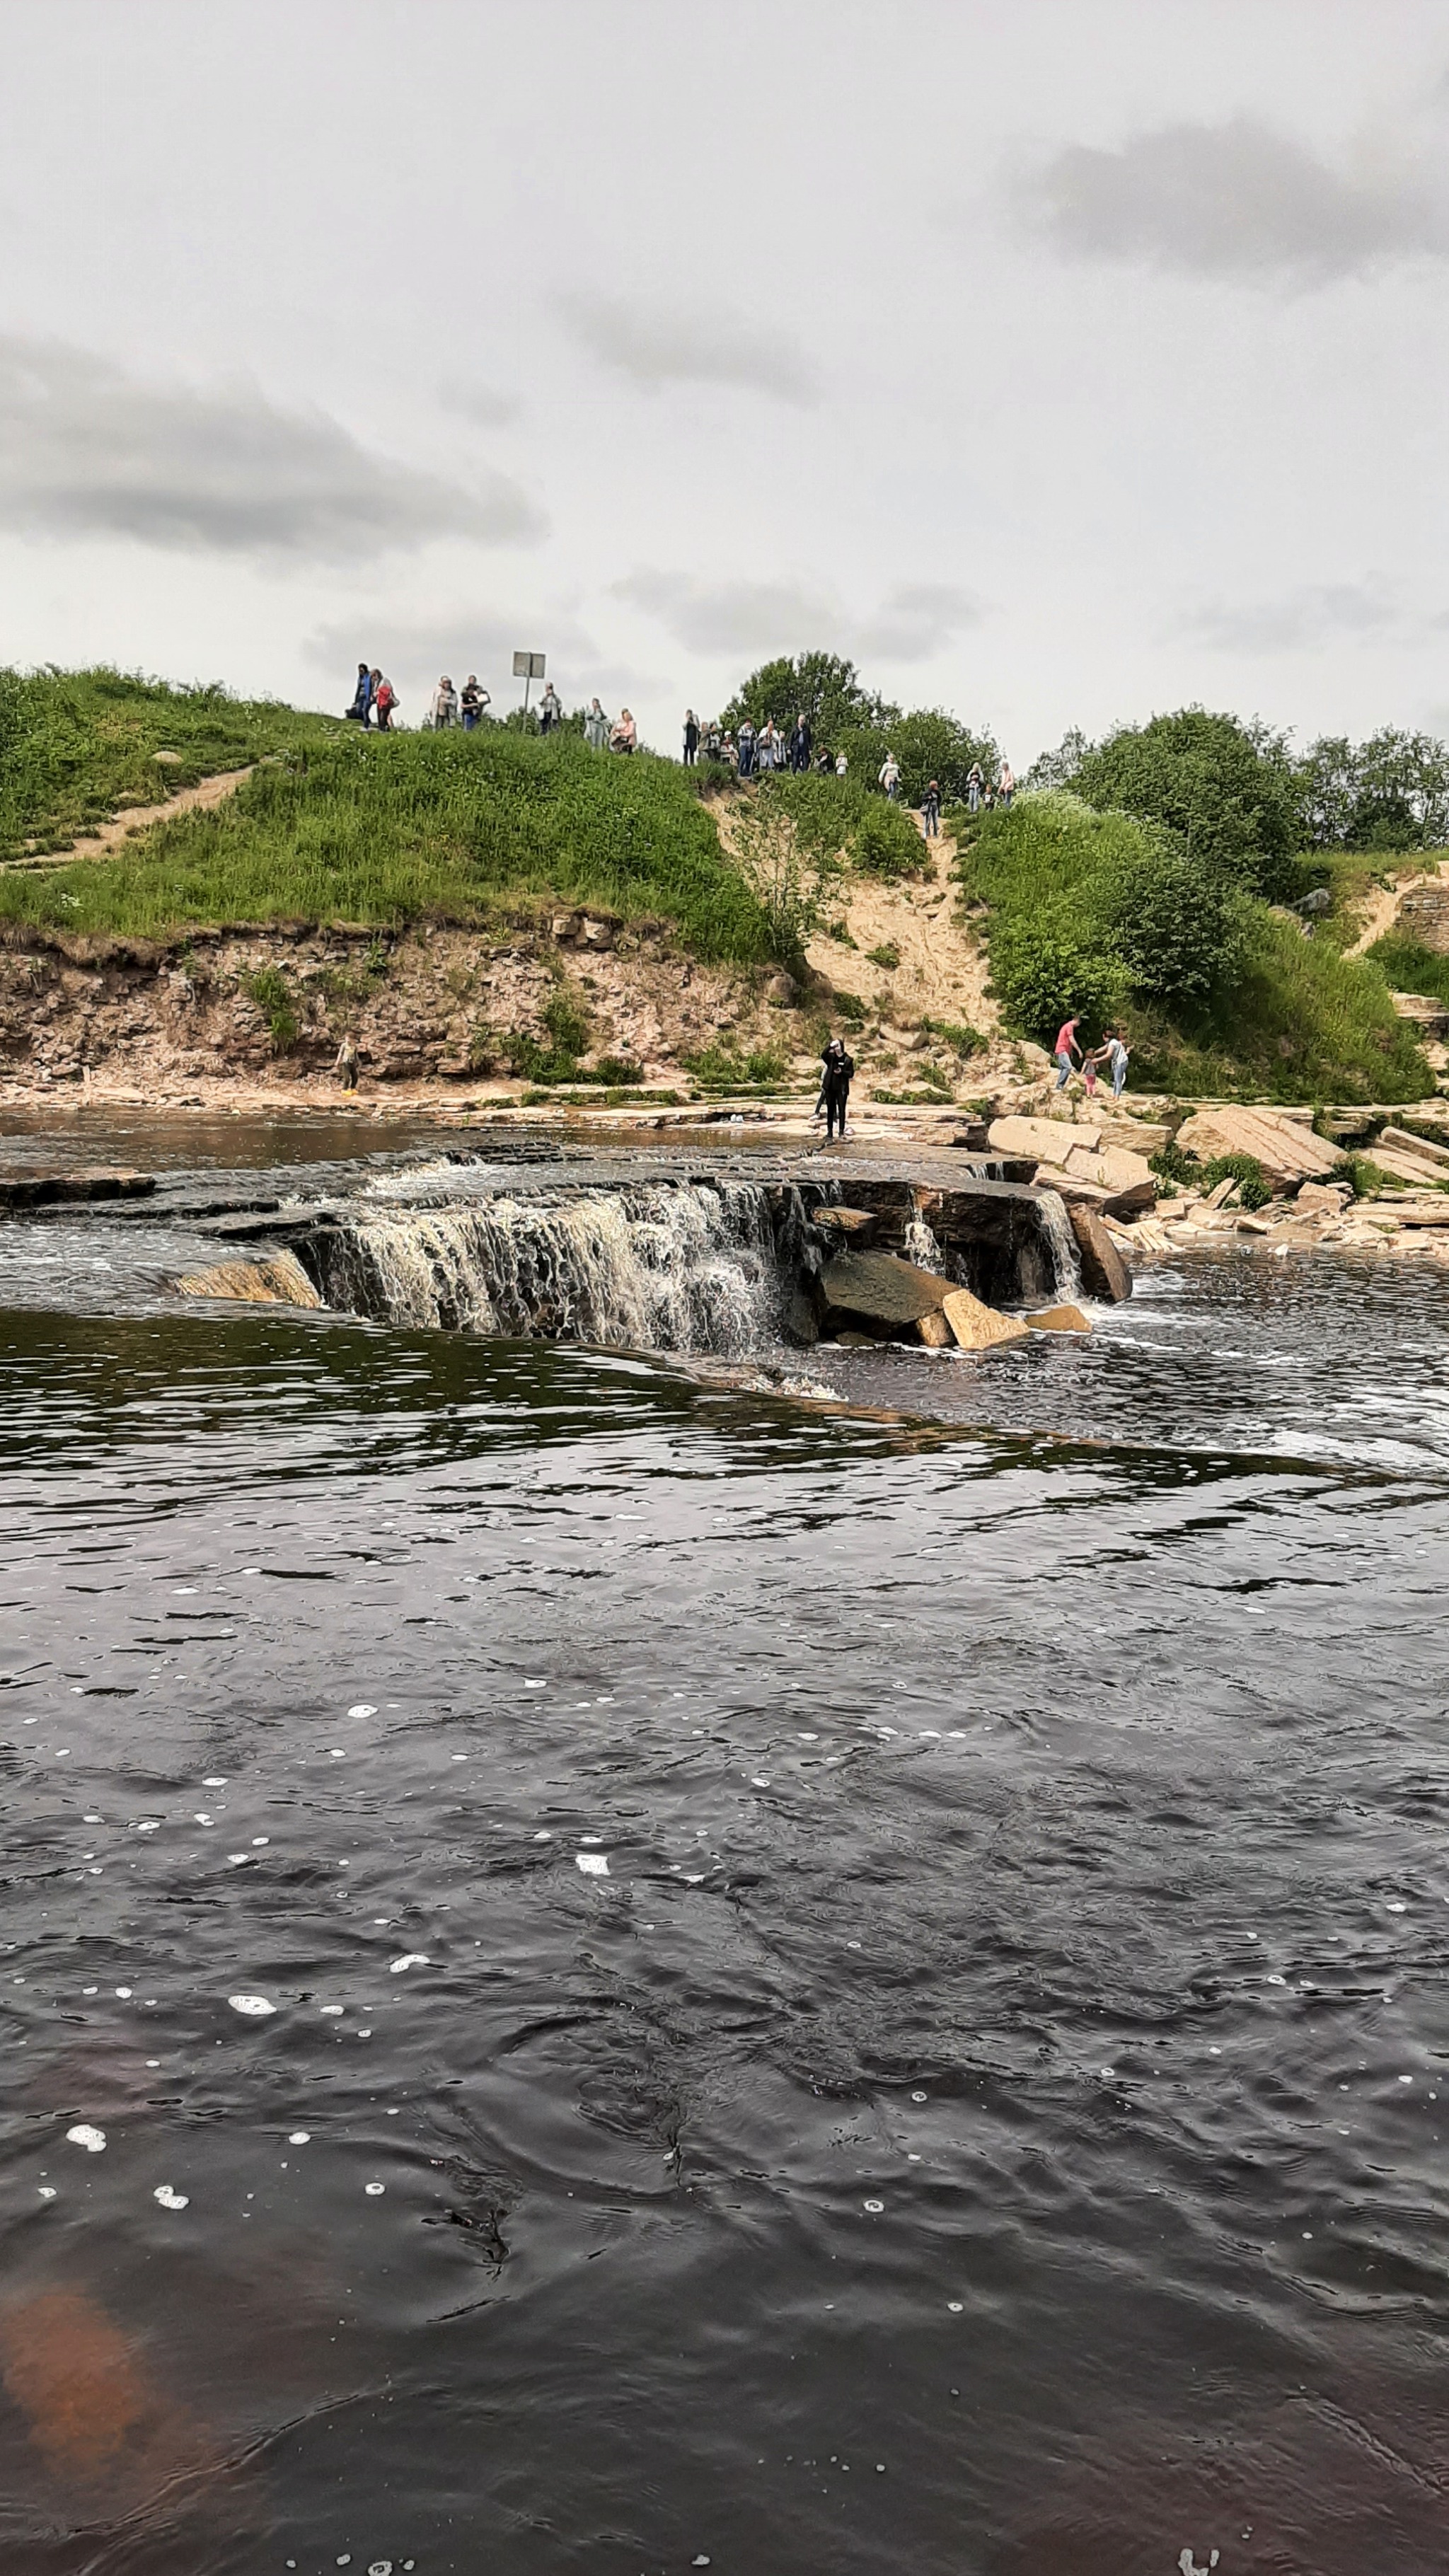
<box><xmin>1024</xmin><ymin>727</ymin><xmax>1089</xmax><ymax>793</ymax></box>
<box><xmin>721</xmin><ymin>652</ymin><xmax>898</xmax><ymax>744</ymax></box>
<box><xmin>724</xmin><ymin>780</ymin><xmax>843</xmax><ymax>966</ymax></box>
<box><xmin>1073</xmin><ymin>707</ymin><xmax>1300</xmax><ymax>896</ymax></box>
<box><xmin>878</xmin><ymin>707</ymin><xmax>998</xmax><ymax>804</ymax></box>
<box><xmin>1096</xmin><ymin>834</ymin><xmax>1247</xmax><ymax>1000</ymax></box>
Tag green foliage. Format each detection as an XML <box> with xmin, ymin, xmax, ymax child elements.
<box><xmin>957</xmin><ymin>788</ymin><xmax>1430</xmax><ymax>1099</ymax></box>
<box><xmin>875</xmin><ymin>707</ymin><xmax>1000</xmax><ymax>806</ymax></box>
<box><xmin>1363</xmin><ymin>931</ymin><xmax>1449</xmax><ymax>1006</ymax></box>
<box><xmin>682</xmin><ymin>1040</ymin><xmax>789</xmax><ymax>1093</ymax></box>
<box><xmin>1072</xmin><ymin>707</ymin><xmax>1302</xmax><ymax>898</ymax></box>
<box><xmin>1339</xmin><ymin>1155</ymin><xmax>1403</xmax><ymax>1197</ymax></box>
<box><xmin>865</xmin><ymin>941</ymin><xmax>900</xmax><ymax>969</ymax></box>
<box><xmin>919</xmin><ymin>1014</ymin><xmax>986</xmax><ymax>1056</ymax></box>
<box><xmin>0</xmin><ymin>665</ymin><xmax>335</xmax><ymax>857</ymax></box>
<box><xmin>724</xmin><ymin>780</ymin><xmax>843</xmax><ymax>966</ymax></box>
<box><xmin>770</xmin><ymin>772</ymin><xmax>923</xmax><ymax>879</ymax></box>
<box><xmin>245</xmin><ymin>966</ymin><xmax>299</xmax><ymax>1053</ymax></box>
<box><xmin>541</xmin><ymin>986</ymin><xmax>591</xmax><ymax>1058</ymax></box>
<box><xmin>1297</xmin><ymin>729</ymin><xmax>1449</xmax><ymax>853</ymax></box>
<box><xmin>0</xmin><ymin>723</ymin><xmax>778</xmax><ymax>966</ymax></box>
<box><xmin>721</xmin><ymin>652</ymin><xmax>896</xmax><ymax>744</ymax></box>
<box><xmin>1199</xmin><ymin>1152</ymin><xmax>1273</xmax><ymax>1210</ymax></box>
<box><xmin>1097</xmin><ymin>834</ymin><xmax>1248</xmax><ymax>1000</ymax></box>
<box><xmin>832</xmin><ymin>989</ymin><xmax>867</xmax><ymax>1025</ymax></box>
<box><xmin>853</xmin><ymin>799</ymin><xmax>923</xmax><ymax>878</ymax></box>
<box><xmin>1148</xmin><ymin>1140</ymin><xmax>1194</xmax><ymax>1194</ymax></box>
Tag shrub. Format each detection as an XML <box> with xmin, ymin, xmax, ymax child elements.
<box><xmin>245</xmin><ymin>966</ymin><xmax>298</xmax><ymax>1053</ymax></box>
<box><xmin>919</xmin><ymin>1014</ymin><xmax>986</xmax><ymax>1056</ymax></box>
<box><xmin>578</xmin><ymin>1054</ymin><xmax>644</xmax><ymax>1086</ymax></box>
<box><xmin>724</xmin><ymin>780</ymin><xmax>843</xmax><ymax>966</ymax></box>
<box><xmin>1097</xmin><ymin>836</ymin><xmax>1248</xmax><ymax>1000</ymax></box>
<box><xmin>866</xmin><ymin>941</ymin><xmax>900</xmax><ymax>970</ymax></box>
<box><xmin>1339</xmin><ymin>1155</ymin><xmax>1407</xmax><ymax>1197</ymax></box>
<box><xmin>1199</xmin><ymin>1152</ymin><xmax>1273</xmax><ymax>1209</ymax></box>
<box><xmin>1072</xmin><ymin>707</ymin><xmax>1301</xmax><ymax>898</ymax></box>
<box><xmin>833</xmin><ymin>989</ymin><xmax>867</xmax><ymax>1025</ymax></box>
<box><xmin>988</xmin><ymin>918</ymin><xmax>1125</xmax><ymax>1047</ymax></box>
<box><xmin>683</xmin><ymin>1041</ymin><xmax>788</xmax><ymax>1092</ymax></box>
<box><xmin>1363</xmin><ymin>932</ymin><xmax>1449</xmax><ymax>1007</ymax></box>
<box><xmin>853</xmin><ymin>800</ymin><xmax>923</xmax><ymax>879</ymax></box>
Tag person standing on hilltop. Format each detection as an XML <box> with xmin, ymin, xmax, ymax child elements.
<box><xmin>610</xmin><ymin>707</ymin><xmax>637</xmax><ymax>753</ymax></box>
<box><xmin>1053</xmin><ymin>1014</ymin><xmax>1083</xmax><ymax>1092</ymax></box>
<box><xmin>460</xmin><ymin>675</ymin><xmax>490</xmax><ymax>731</ymax></box>
<box><xmin>998</xmin><ymin>758</ymin><xmax>1015</xmax><ymax>808</ymax></box>
<box><xmin>683</xmin><ymin>709</ymin><xmax>700</xmax><ymax>766</ymax></box>
<box><xmin>879</xmin><ymin>751</ymin><xmax>901</xmax><ymax>800</ymax></box>
<box><xmin>347</xmin><ymin>662</ymin><xmax>373</xmax><ymax>725</ymax></box>
<box><xmin>922</xmin><ymin>778</ymin><xmax>942</xmax><ymax>837</ymax></box>
<box><xmin>965</xmin><ymin>760</ymin><xmax>983</xmax><ymax>812</ymax></box>
<box><xmin>430</xmin><ymin>675</ymin><xmax>459</xmax><ymax>728</ymax></box>
<box><xmin>584</xmin><ymin>697</ymin><xmax>609</xmax><ymax>751</ymax></box>
<box><xmin>817</xmin><ymin>1035</ymin><xmax>855</xmax><ymax>1142</ymax></box>
<box><xmin>757</xmin><ymin>720</ymin><xmax>778</xmax><ymax>777</ymax></box>
<box><xmin>737</xmin><ymin>717</ymin><xmax>756</xmax><ymax>779</ymax></box>
<box><xmin>538</xmin><ymin>681</ymin><xmax>562</xmax><ymax>736</ymax></box>
<box><xmin>790</xmin><ymin>713</ymin><xmax>812</xmax><ymax>773</ymax></box>
<box><xmin>373</xmin><ymin>673</ymin><xmax>397</xmax><ymax>731</ymax></box>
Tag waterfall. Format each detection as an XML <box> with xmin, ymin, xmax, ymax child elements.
<box><xmin>1034</xmin><ymin>1188</ymin><xmax>1083</xmax><ymax>1299</ymax></box>
<box><xmin>313</xmin><ymin>1179</ymin><xmax>790</xmax><ymax>1357</ymax></box>
<box><xmin>901</xmin><ymin>1213</ymin><xmax>947</xmax><ymax>1273</ymax></box>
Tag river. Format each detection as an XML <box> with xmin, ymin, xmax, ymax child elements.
<box><xmin>1</xmin><ymin>1111</ymin><xmax>1447</xmax><ymax>2574</ymax></box>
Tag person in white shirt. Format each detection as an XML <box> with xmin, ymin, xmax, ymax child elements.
<box><xmin>430</xmin><ymin>676</ymin><xmax>458</xmax><ymax>728</ymax></box>
<box><xmin>879</xmin><ymin>753</ymin><xmax>901</xmax><ymax>799</ymax></box>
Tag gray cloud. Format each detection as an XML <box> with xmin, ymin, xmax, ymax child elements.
<box><xmin>855</xmin><ymin>582</ymin><xmax>984</xmax><ymax>662</ymax></box>
<box><xmin>0</xmin><ymin>335</ymin><xmax>545</xmax><ymax>560</ymax></box>
<box><xmin>1017</xmin><ymin>116</ymin><xmax>1449</xmax><ymax>285</ymax></box>
<box><xmin>437</xmin><ymin>376</ymin><xmax>523</xmax><ymax>428</ymax></box>
<box><xmin>615</xmin><ymin>568</ymin><xmax>982</xmax><ymax>664</ymax></box>
<box><xmin>1182</xmin><ymin>579</ymin><xmax>1399</xmax><ymax>652</ymax></box>
<box><xmin>555</xmin><ymin>294</ymin><xmax>819</xmax><ymax>404</ymax></box>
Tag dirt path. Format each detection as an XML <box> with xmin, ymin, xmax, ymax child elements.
<box><xmin>1345</xmin><ymin>860</ymin><xmax>1444</xmax><ymax>958</ymax></box>
<box><xmin>804</xmin><ymin>812</ymin><xmax>1000</xmax><ymax>1037</ymax></box>
<box><xmin>8</xmin><ymin>766</ymin><xmax>257</xmax><ymax>874</ymax></box>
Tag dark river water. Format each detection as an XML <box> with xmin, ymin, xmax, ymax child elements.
<box><xmin>1</xmin><ymin>1114</ymin><xmax>1448</xmax><ymax>2575</ymax></box>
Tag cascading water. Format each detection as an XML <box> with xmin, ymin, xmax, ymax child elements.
<box><xmin>313</xmin><ymin>1179</ymin><xmax>793</xmax><ymax>1357</ymax></box>
<box><xmin>901</xmin><ymin>1213</ymin><xmax>948</xmax><ymax>1273</ymax></box>
<box><xmin>1034</xmin><ymin>1188</ymin><xmax>1083</xmax><ymax>1299</ymax></box>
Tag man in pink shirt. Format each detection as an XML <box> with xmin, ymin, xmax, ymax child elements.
<box><xmin>1053</xmin><ymin>1015</ymin><xmax>1082</xmax><ymax>1090</ymax></box>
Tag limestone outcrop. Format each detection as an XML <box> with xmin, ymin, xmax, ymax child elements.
<box><xmin>1174</xmin><ymin>1107</ymin><xmax>1341</xmax><ymax>1188</ymax></box>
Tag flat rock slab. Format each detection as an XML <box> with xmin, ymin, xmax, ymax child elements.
<box><xmin>192</xmin><ymin>1204</ymin><xmax>344</xmax><ymax>1240</ymax></box>
<box><xmin>1363</xmin><ymin>1145</ymin><xmax>1449</xmax><ymax>1188</ymax></box>
<box><xmin>1175</xmin><ymin>1107</ymin><xmax>1342</xmax><ymax>1187</ymax></box>
<box><xmin>1380</xmin><ymin>1124</ymin><xmax>1449</xmax><ymax>1169</ymax></box>
<box><xmin>990</xmin><ymin>1114</ymin><xmax>1103</xmax><ymax>1160</ymax></box>
<box><xmin>809</xmin><ymin>1206</ymin><xmax>879</xmax><ymax>1242</ymax></box>
<box><xmin>0</xmin><ymin>1167</ymin><xmax>157</xmax><ymax>1208</ymax></box>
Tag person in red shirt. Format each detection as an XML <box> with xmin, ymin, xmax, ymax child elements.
<box><xmin>1053</xmin><ymin>1015</ymin><xmax>1082</xmax><ymax>1091</ymax></box>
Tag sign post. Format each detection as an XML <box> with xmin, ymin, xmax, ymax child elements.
<box><xmin>512</xmin><ymin>651</ymin><xmax>545</xmax><ymax>720</ymax></box>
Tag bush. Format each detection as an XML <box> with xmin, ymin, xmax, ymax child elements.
<box><xmin>1072</xmin><ymin>707</ymin><xmax>1301</xmax><ymax>899</ymax></box>
<box><xmin>866</xmin><ymin>941</ymin><xmax>900</xmax><ymax>969</ymax></box>
<box><xmin>853</xmin><ymin>799</ymin><xmax>924</xmax><ymax>878</ymax></box>
<box><xmin>683</xmin><ymin>1041</ymin><xmax>789</xmax><ymax>1092</ymax></box>
<box><xmin>1339</xmin><ymin>1155</ymin><xmax>1409</xmax><ymax>1198</ymax></box>
<box><xmin>988</xmin><ymin>918</ymin><xmax>1125</xmax><ymax>1047</ymax></box>
<box><xmin>245</xmin><ymin>966</ymin><xmax>299</xmax><ymax>1053</ymax></box>
<box><xmin>1097</xmin><ymin>836</ymin><xmax>1247</xmax><ymax>1000</ymax></box>
<box><xmin>1199</xmin><ymin>1153</ymin><xmax>1273</xmax><ymax>1209</ymax></box>
<box><xmin>1363</xmin><ymin>932</ymin><xmax>1449</xmax><ymax>1007</ymax></box>
<box><xmin>919</xmin><ymin>1015</ymin><xmax>986</xmax><ymax>1056</ymax></box>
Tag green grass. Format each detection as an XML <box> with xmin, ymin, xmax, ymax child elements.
<box><xmin>0</xmin><ymin>665</ymin><xmax>336</xmax><ymax>856</ymax></box>
<box><xmin>952</xmin><ymin>790</ymin><xmax>1431</xmax><ymax>1103</ymax></box>
<box><xmin>0</xmin><ymin>720</ymin><xmax>779</xmax><ymax>965</ymax></box>
<box><xmin>1362</xmin><ymin>931</ymin><xmax>1449</xmax><ymax>1007</ymax></box>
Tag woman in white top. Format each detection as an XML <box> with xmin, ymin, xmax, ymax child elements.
<box><xmin>998</xmin><ymin>760</ymin><xmax>1015</xmax><ymax>807</ymax></box>
<box><xmin>584</xmin><ymin>698</ymin><xmax>609</xmax><ymax>751</ymax></box>
<box><xmin>430</xmin><ymin>675</ymin><xmax>459</xmax><ymax>728</ymax></box>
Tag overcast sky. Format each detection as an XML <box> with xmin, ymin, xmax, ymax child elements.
<box><xmin>1</xmin><ymin>0</ymin><xmax>1447</xmax><ymax>763</ymax></box>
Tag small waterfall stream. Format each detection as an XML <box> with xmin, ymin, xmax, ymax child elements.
<box><xmin>1034</xmin><ymin>1189</ymin><xmax>1083</xmax><ymax>1300</ymax></box>
<box><xmin>313</xmin><ymin>1179</ymin><xmax>791</xmax><ymax>1356</ymax></box>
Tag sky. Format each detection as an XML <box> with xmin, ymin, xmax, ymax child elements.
<box><xmin>1</xmin><ymin>0</ymin><xmax>1447</xmax><ymax>765</ymax></box>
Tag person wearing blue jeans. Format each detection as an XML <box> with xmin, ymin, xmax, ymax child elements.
<box><xmin>1053</xmin><ymin>1015</ymin><xmax>1082</xmax><ymax>1090</ymax></box>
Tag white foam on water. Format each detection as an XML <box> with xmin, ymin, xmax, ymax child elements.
<box><xmin>153</xmin><ymin>2184</ymin><xmax>188</xmax><ymax>2211</ymax></box>
<box><xmin>66</xmin><ymin>2125</ymin><xmax>105</xmax><ymax>2152</ymax></box>
<box><xmin>37</xmin><ymin>2186</ymin><xmax>56</xmax><ymax>2200</ymax></box>
<box><xmin>202</xmin><ymin>1776</ymin><xmax>227</xmax><ymax>1787</ymax></box>
<box><xmin>348</xmin><ymin>1703</ymin><xmax>377</xmax><ymax>1719</ymax></box>
<box><xmin>365</xmin><ymin>2181</ymin><xmax>385</xmax><ymax>2195</ymax></box>
<box><xmin>289</xmin><ymin>2130</ymin><xmax>311</xmax><ymax>2143</ymax></box>
<box><xmin>321</xmin><ymin>2004</ymin><xmax>345</xmax><ymax>2016</ymax></box>
<box><xmin>388</xmin><ymin>1954</ymin><xmax>429</xmax><ymax>1974</ymax></box>
<box><xmin>228</xmin><ymin>1993</ymin><xmax>277</xmax><ymax>2018</ymax></box>
<box><xmin>576</xmin><ymin>1853</ymin><xmax>610</xmax><ymax>1877</ymax></box>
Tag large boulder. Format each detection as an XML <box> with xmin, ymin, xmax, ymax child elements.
<box><xmin>1068</xmin><ymin>1204</ymin><xmax>1132</xmax><ymax>1301</ymax></box>
<box><xmin>941</xmin><ymin>1288</ymin><xmax>1030</xmax><ymax>1351</ymax></box>
<box><xmin>175</xmin><ymin>1251</ymin><xmax>321</xmax><ymax>1307</ymax></box>
<box><xmin>1174</xmin><ymin>1107</ymin><xmax>1341</xmax><ymax>1189</ymax></box>
<box><xmin>809</xmin><ymin>1206</ymin><xmax>879</xmax><ymax>1245</ymax></box>
<box><xmin>819</xmin><ymin>1249</ymin><xmax>949</xmax><ymax>1338</ymax></box>
<box><xmin>1026</xmin><ymin>1303</ymin><xmax>1092</xmax><ymax>1334</ymax></box>
<box><xmin>1058</xmin><ymin>1141</ymin><xmax>1157</xmax><ymax>1212</ymax></box>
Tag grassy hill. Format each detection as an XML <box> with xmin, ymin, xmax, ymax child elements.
<box><xmin>952</xmin><ymin>790</ymin><xmax>1432</xmax><ymax>1104</ymax></box>
<box><xmin>0</xmin><ymin>672</ymin><xmax>778</xmax><ymax>965</ymax></box>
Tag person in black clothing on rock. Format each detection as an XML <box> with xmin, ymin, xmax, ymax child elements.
<box><xmin>816</xmin><ymin>1035</ymin><xmax>855</xmax><ymax>1141</ymax></box>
